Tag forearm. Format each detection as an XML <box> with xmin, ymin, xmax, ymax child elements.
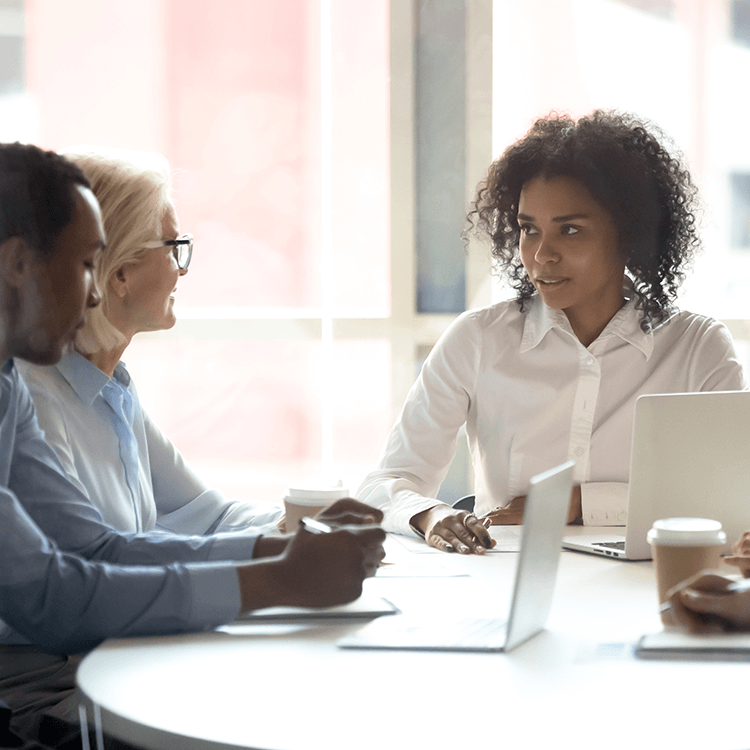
<box><xmin>252</xmin><ymin>534</ymin><xmax>290</xmax><ymax>559</ymax></box>
<box><xmin>0</xmin><ymin>491</ymin><xmax>239</xmax><ymax>653</ymax></box>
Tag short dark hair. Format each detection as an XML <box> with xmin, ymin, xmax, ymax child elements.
<box><xmin>466</xmin><ymin>110</ymin><xmax>700</xmax><ymax>331</ymax></box>
<box><xmin>0</xmin><ymin>142</ymin><xmax>91</xmax><ymax>257</ymax></box>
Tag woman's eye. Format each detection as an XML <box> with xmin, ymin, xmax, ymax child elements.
<box><xmin>519</xmin><ymin>224</ymin><xmax>538</xmax><ymax>235</ymax></box>
<box><xmin>561</xmin><ymin>225</ymin><xmax>579</xmax><ymax>236</ymax></box>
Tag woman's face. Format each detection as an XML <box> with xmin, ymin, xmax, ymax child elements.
<box><xmin>517</xmin><ymin>175</ymin><xmax>625</xmax><ymax>344</ymax></box>
<box><xmin>116</xmin><ymin>207</ymin><xmax>187</xmax><ymax>336</ymax></box>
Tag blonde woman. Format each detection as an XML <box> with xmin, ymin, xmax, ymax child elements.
<box><xmin>17</xmin><ymin>147</ymin><xmax>283</xmax><ymax>535</ymax></box>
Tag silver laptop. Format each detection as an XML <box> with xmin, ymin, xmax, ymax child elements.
<box><xmin>563</xmin><ymin>391</ymin><xmax>750</xmax><ymax>561</ymax></box>
<box><xmin>337</xmin><ymin>461</ymin><xmax>574</xmax><ymax>653</ymax></box>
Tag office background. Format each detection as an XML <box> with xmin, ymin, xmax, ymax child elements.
<box><xmin>2</xmin><ymin>0</ymin><xmax>749</xmax><ymax>506</ymax></box>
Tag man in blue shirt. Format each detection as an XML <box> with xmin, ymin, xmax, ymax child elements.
<box><xmin>0</xmin><ymin>142</ymin><xmax>385</xmax><ymax>746</ymax></box>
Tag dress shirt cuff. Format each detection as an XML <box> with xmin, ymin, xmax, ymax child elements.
<box><xmin>201</xmin><ymin>532</ymin><xmax>261</xmax><ymax>563</ymax></box>
<box><xmin>580</xmin><ymin>482</ymin><xmax>628</xmax><ymax>526</ymax></box>
<box><xmin>186</xmin><ymin>564</ymin><xmax>242</xmax><ymax>626</ymax></box>
<box><xmin>386</xmin><ymin>496</ymin><xmax>447</xmax><ymax>537</ymax></box>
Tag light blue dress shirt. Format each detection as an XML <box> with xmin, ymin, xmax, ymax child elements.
<box><xmin>0</xmin><ymin>359</ymin><xmax>249</xmax><ymax>654</ymax></box>
<box><xmin>17</xmin><ymin>353</ymin><xmax>283</xmax><ymax>535</ymax></box>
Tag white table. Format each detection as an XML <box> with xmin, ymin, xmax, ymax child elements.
<box><xmin>77</xmin><ymin>529</ymin><xmax>750</xmax><ymax>750</ymax></box>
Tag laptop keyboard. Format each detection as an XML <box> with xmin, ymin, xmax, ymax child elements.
<box><xmin>453</xmin><ymin>618</ymin><xmax>509</xmax><ymax>647</ymax></box>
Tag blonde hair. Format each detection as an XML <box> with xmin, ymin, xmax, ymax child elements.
<box><xmin>62</xmin><ymin>146</ymin><xmax>174</xmax><ymax>354</ymax></box>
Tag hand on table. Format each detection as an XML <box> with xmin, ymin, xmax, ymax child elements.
<box><xmin>316</xmin><ymin>498</ymin><xmax>383</xmax><ymax>526</ymax></box>
<box><xmin>481</xmin><ymin>486</ymin><xmax>583</xmax><ymax>526</ymax></box>
<box><xmin>411</xmin><ymin>505</ymin><xmax>495</xmax><ymax>554</ymax></box>
<box><xmin>725</xmin><ymin>531</ymin><xmax>750</xmax><ymax>578</ymax></box>
<box><xmin>664</xmin><ymin>572</ymin><xmax>750</xmax><ymax>634</ymax></box>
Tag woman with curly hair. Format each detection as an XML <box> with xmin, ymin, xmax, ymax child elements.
<box><xmin>358</xmin><ymin>110</ymin><xmax>746</xmax><ymax>554</ymax></box>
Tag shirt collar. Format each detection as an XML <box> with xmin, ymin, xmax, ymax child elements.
<box><xmin>55</xmin><ymin>351</ymin><xmax>131</xmax><ymax>406</ymax></box>
<box><xmin>519</xmin><ymin>280</ymin><xmax>655</xmax><ymax>360</ymax></box>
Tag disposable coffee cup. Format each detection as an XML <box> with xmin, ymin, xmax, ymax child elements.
<box><xmin>283</xmin><ymin>484</ymin><xmax>349</xmax><ymax>531</ymax></box>
<box><xmin>647</xmin><ymin>517</ymin><xmax>726</xmax><ymax>623</ymax></box>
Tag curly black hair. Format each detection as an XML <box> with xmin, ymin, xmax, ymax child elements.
<box><xmin>0</xmin><ymin>141</ymin><xmax>90</xmax><ymax>257</ymax></box>
<box><xmin>466</xmin><ymin>110</ymin><xmax>700</xmax><ymax>331</ymax></box>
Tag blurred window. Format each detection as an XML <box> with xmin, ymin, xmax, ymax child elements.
<box><xmin>9</xmin><ymin>0</ymin><xmax>750</xmax><ymax>508</ymax></box>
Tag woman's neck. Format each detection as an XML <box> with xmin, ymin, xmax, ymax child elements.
<box><xmin>83</xmin><ymin>340</ymin><xmax>130</xmax><ymax>378</ymax></box>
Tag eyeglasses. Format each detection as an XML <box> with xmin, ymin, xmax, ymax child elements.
<box><xmin>142</xmin><ymin>233</ymin><xmax>193</xmax><ymax>270</ymax></box>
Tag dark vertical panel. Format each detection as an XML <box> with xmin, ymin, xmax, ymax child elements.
<box><xmin>732</xmin><ymin>0</ymin><xmax>750</xmax><ymax>47</ymax></box>
<box><xmin>730</xmin><ymin>172</ymin><xmax>750</xmax><ymax>248</ymax></box>
<box><xmin>415</xmin><ymin>0</ymin><xmax>466</xmax><ymax>314</ymax></box>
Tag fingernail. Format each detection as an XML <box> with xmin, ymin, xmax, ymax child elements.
<box><xmin>459</xmin><ymin>544</ymin><xmax>469</xmax><ymax>553</ymax></box>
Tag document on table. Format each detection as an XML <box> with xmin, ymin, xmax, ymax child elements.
<box><xmin>230</xmin><ymin>593</ymin><xmax>400</xmax><ymax>623</ymax></box>
<box><xmin>388</xmin><ymin>526</ymin><xmax>522</xmax><ymax>554</ymax></box>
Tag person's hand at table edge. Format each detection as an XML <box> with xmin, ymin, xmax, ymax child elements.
<box><xmin>725</xmin><ymin>531</ymin><xmax>750</xmax><ymax>578</ymax></box>
<box><xmin>411</xmin><ymin>505</ymin><xmax>495</xmax><ymax>554</ymax></box>
<box><xmin>481</xmin><ymin>496</ymin><xmax>525</xmax><ymax>526</ymax></box>
<box><xmin>238</xmin><ymin>522</ymin><xmax>386</xmax><ymax>612</ymax></box>
<box><xmin>663</xmin><ymin>571</ymin><xmax>750</xmax><ymax>634</ymax></box>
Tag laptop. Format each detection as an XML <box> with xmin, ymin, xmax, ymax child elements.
<box><xmin>337</xmin><ymin>461</ymin><xmax>574</xmax><ymax>653</ymax></box>
<box><xmin>563</xmin><ymin>391</ymin><xmax>750</xmax><ymax>561</ymax></box>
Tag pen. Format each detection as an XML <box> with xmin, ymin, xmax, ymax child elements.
<box><xmin>462</xmin><ymin>514</ymin><xmax>492</xmax><ymax>530</ymax></box>
<box><xmin>299</xmin><ymin>517</ymin><xmax>334</xmax><ymax>534</ymax></box>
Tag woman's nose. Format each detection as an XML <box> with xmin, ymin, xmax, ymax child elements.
<box><xmin>535</xmin><ymin>237</ymin><xmax>559</xmax><ymax>263</ymax></box>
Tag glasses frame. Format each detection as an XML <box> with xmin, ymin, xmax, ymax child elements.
<box><xmin>143</xmin><ymin>233</ymin><xmax>193</xmax><ymax>270</ymax></box>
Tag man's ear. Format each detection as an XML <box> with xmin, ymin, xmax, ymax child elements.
<box><xmin>0</xmin><ymin>237</ymin><xmax>35</xmax><ymax>288</ymax></box>
<box><xmin>109</xmin><ymin>265</ymin><xmax>129</xmax><ymax>299</ymax></box>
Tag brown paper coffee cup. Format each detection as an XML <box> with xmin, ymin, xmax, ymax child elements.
<box><xmin>648</xmin><ymin>517</ymin><xmax>726</xmax><ymax>624</ymax></box>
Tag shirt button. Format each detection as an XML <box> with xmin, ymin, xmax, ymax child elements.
<box><xmin>586</xmin><ymin>357</ymin><xmax>594</xmax><ymax>366</ymax></box>
<box><xmin>574</xmin><ymin>446</ymin><xmax>584</xmax><ymax>457</ymax></box>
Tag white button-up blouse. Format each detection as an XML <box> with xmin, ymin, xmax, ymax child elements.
<box><xmin>357</xmin><ymin>292</ymin><xmax>746</xmax><ymax>535</ymax></box>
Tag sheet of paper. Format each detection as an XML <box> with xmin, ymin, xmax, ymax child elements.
<box><xmin>231</xmin><ymin>593</ymin><xmax>399</xmax><ymax>623</ymax></box>
<box><xmin>376</xmin><ymin>558</ymin><xmax>469</xmax><ymax>577</ymax></box>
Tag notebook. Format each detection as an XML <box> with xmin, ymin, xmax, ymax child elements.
<box><xmin>337</xmin><ymin>461</ymin><xmax>574</xmax><ymax>653</ymax></box>
<box><xmin>563</xmin><ymin>390</ymin><xmax>750</xmax><ymax>561</ymax></box>
<box><xmin>635</xmin><ymin>631</ymin><xmax>750</xmax><ymax>661</ymax></box>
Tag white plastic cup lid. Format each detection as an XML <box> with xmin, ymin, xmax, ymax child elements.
<box><xmin>647</xmin><ymin>517</ymin><xmax>726</xmax><ymax>547</ymax></box>
<box><xmin>284</xmin><ymin>484</ymin><xmax>349</xmax><ymax>504</ymax></box>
